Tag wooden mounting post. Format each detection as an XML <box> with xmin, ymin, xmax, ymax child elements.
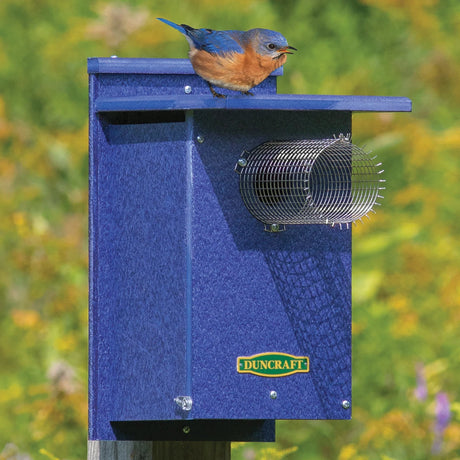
<box><xmin>88</xmin><ymin>441</ymin><xmax>231</xmax><ymax>460</ymax></box>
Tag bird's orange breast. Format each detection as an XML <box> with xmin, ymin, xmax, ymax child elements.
<box><xmin>190</xmin><ymin>46</ymin><xmax>287</xmax><ymax>92</ymax></box>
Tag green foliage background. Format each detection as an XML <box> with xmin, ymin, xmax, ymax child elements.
<box><xmin>0</xmin><ymin>0</ymin><xmax>459</xmax><ymax>459</ymax></box>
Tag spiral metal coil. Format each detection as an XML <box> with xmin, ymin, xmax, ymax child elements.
<box><xmin>235</xmin><ymin>135</ymin><xmax>385</xmax><ymax>231</ymax></box>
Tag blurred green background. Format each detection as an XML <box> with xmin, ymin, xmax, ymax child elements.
<box><xmin>1</xmin><ymin>0</ymin><xmax>459</xmax><ymax>459</ymax></box>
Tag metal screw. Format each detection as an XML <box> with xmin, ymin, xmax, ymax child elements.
<box><xmin>196</xmin><ymin>135</ymin><xmax>204</xmax><ymax>143</ymax></box>
<box><xmin>342</xmin><ymin>400</ymin><xmax>351</xmax><ymax>409</ymax></box>
<box><xmin>184</xmin><ymin>85</ymin><xmax>192</xmax><ymax>94</ymax></box>
<box><xmin>271</xmin><ymin>224</ymin><xmax>280</xmax><ymax>232</ymax></box>
<box><xmin>237</xmin><ymin>158</ymin><xmax>248</xmax><ymax>168</ymax></box>
<box><xmin>174</xmin><ymin>396</ymin><xmax>193</xmax><ymax>411</ymax></box>
<box><xmin>270</xmin><ymin>391</ymin><xmax>278</xmax><ymax>400</ymax></box>
<box><xmin>183</xmin><ymin>426</ymin><xmax>191</xmax><ymax>434</ymax></box>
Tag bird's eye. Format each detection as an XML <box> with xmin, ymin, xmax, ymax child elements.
<box><xmin>268</xmin><ymin>43</ymin><xmax>276</xmax><ymax>50</ymax></box>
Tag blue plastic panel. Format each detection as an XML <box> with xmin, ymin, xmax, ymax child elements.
<box><xmin>94</xmin><ymin>93</ymin><xmax>411</xmax><ymax>112</ymax></box>
<box><xmin>189</xmin><ymin>110</ymin><xmax>352</xmax><ymax>421</ymax></box>
<box><xmin>89</xmin><ymin>118</ymin><xmax>190</xmax><ymax>438</ymax></box>
<box><xmin>88</xmin><ymin>57</ymin><xmax>279</xmax><ymax>98</ymax></box>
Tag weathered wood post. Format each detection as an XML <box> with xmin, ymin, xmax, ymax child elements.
<box><xmin>88</xmin><ymin>441</ymin><xmax>230</xmax><ymax>460</ymax></box>
<box><xmin>87</xmin><ymin>57</ymin><xmax>411</xmax><ymax>459</ymax></box>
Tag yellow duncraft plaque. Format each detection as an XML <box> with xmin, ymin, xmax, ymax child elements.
<box><xmin>237</xmin><ymin>352</ymin><xmax>310</xmax><ymax>377</ymax></box>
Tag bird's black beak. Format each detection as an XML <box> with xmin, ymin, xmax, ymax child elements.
<box><xmin>282</xmin><ymin>45</ymin><xmax>297</xmax><ymax>54</ymax></box>
<box><xmin>273</xmin><ymin>45</ymin><xmax>297</xmax><ymax>59</ymax></box>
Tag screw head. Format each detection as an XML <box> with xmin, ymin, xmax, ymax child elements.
<box><xmin>196</xmin><ymin>135</ymin><xmax>204</xmax><ymax>143</ymax></box>
<box><xmin>270</xmin><ymin>391</ymin><xmax>278</xmax><ymax>400</ymax></box>
<box><xmin>174</xmin><ymin>396</ymin><xmax>193</xmax><ymax>411</ymax></box>
<box><xmin>237</xmin><ymin>158</ymin><xmax>248</xmax><ymax>168</ymax></box>
<box><xmin>342</xmin><ymin>400</ymin><xmax>351</xmax><ymax>409</ymax></box>
<box><xmin>184</xmin><ymin>85</ymin><xmax>192</xmax><ymax>94</ymax></box>
<box><xmin>182</xmin><ymin>426</ymin><xmax>191</xmax><ymax>434</ymax></box>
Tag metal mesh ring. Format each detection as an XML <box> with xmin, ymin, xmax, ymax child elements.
<box><xmin>235</xmin><ymin>135</ymin><xmax>385</xmax><ymax>228</ymax></box>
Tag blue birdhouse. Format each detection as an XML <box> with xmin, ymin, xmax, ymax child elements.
<box><xmin>88</xmin><ymin>57</ymin><xmax>411</xmax><ymax>441</ymax></box>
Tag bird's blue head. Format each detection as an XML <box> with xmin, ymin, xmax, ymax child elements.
<box><xmin>245</xmin><ymin>28</ymin><xmax>296</xmax><ymax>59</ymax></box>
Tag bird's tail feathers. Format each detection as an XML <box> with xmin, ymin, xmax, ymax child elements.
<box><xmin>157</xmin><ymin>18</ymin><xmax>188</xmax><ymax>35</ymax></box>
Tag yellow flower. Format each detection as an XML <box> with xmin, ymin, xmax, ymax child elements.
<box><xmin>11</xmin><ymin>309</ymin><xmax>41</xmax><ymax>329</ymax></box>
<box><xmin>259</xmin><ymin>446</ymin><xmax>298</xmax><ymax>460</ymax></box>
<box><xmin>339</xmin><ymin>444</ymin><xmax>357</xmax><ymax>460</ymax></box>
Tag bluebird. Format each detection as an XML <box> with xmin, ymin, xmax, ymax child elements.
<box><xmin>157</xmin><ymin>18</ymin><xmax>296</xmax><ymax>98</ymax></box>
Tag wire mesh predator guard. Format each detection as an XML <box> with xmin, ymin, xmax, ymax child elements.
<box><xmin>235</xmin><ymin>135</ymin><xmax>385</xmax><ymax>230</ymax></box>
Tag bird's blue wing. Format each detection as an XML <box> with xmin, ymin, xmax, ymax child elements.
<box><xmin>184</xmin><ymin>28</ymin><xmax>244</xmax><ymax>54</ymax></box>
<box><xmin>157</xmin><ymin>18</ymin><xmax>244</xmax><ymax>55</ymax></box>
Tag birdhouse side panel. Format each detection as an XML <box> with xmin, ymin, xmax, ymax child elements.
<box><xmin>89</xmin><ymin>117</ymin><xmax>191</xmax><ymax>438</ymax></box>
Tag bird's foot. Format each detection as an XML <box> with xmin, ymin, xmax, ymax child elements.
<box><xmin>241</xmin><ymin>90</ymin><xmax>254</xmax><ymax>96</ymax></box>
<box><xmin>207</xmin><ymin>82</ymin><xmax>226</xmax><ymax>98</ymax></box>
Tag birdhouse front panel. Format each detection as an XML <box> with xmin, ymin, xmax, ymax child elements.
<box><xmin>188</xmin><ymin>110</ymin><xmax>352</xmax><ymax>422</ymax></box>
